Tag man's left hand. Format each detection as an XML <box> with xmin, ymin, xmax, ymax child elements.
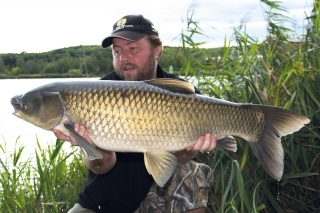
<box><xmin>174</xmin><ymin>134</ymin><xmax>217</xmax><ymax>164</ymax></box>
<box><xmin>186</xmin><ymin>133</ymin><xmax>217</xmax><ymax>153</ymax></box>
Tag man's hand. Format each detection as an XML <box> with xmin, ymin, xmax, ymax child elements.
<box><xmin>174</xmin><ymin>134</ymin><xmax>217</xmax><ymax>164</ymax></box>
<box><xmin>53</xmin><ymin>123</ymin><xmax>90</xmax><ymax>146</ymax></box>
<box><xmin>186</xmin><ymin>133</ymin><xmax>217</xmax><ymax>153</ymax></box>
<box><xmin>53</xmin><ymin>124</ymin><xmax>116</xmax><ymax>175</ymax></box>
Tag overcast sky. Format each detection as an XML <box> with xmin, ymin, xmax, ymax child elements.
<box><xmin>0</xmin><ymin>0</ymin><xmax>313</xmax><ymax>54</ymax></box>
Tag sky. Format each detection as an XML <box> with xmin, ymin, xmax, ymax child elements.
<box><xmin>0</xmin><ymin>0</ymin><xmax>314</xmax><ymax>54</ymax></box>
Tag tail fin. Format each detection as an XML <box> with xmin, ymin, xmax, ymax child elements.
<box><xmin>249</xmin><ymin>106</ymin><xmax>310</xmax><ymax>181</ymax></box>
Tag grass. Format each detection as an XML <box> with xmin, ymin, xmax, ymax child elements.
<box><xmin>0</xmin><ymin>138</ymin><xmax>87</xmax><ymax>213</ymax></box>
<box><xmin>180</xmin><ymin>1</ymin><xmax>320</xmax><ymax>212</ymax></box>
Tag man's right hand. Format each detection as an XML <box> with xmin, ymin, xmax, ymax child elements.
<box><xmin>53</xmin><ymin>123</ymin><xmax>89</xmax><ymax>146</ymax></box>
<box><xmin>53</xmin><ymin>124</ymin><xmax>116</xmax><ymax>175</ymax></box>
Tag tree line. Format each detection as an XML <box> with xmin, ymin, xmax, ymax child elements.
<box><xmin>0</xmin><ymin>45</ymin><xmax>222</xmax><ymax>78</ymax></box>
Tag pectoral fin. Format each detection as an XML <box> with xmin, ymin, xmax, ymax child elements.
<box><xmin>64</xmin><ymin>122</ymin><xmax>103</xmax><ymax>160</ymax></box>
<box><xmin>216</xmin><ymin>136</ymin><xmax>237</xmax><ymax>152</ymax></box>
<box><xmin>144</xmin><ymin>150</ymin><xmax>177</xmax><ymax>187</ymax></box>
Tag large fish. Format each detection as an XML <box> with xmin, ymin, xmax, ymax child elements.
<box><xmin>10</xmin><ymin>79</ymin><xmax>310</xmax><ymax>186</ymax></box>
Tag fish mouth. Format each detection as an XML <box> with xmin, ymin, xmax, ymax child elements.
<box><xmin>10</xmin><ymin>95</ymin><xmax>23</xmax><ymax>118</ymax></box>
<box><xmin>12</xmin><ymin>110</ymin><xmax>22</xmax><ymax>118</ymax></box>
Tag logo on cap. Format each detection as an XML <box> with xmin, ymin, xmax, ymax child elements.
<box><xmin>151</xmin><ymin>25</ymin><xmax>158</xmax><ymax>33</ymax></box>
<box><xmin>113</xmin><ymin>18</ymin><xmax>133</xmax><ymax>32</ymax></box>
<box><xmin>116</xmin><ymin>18</ymin><xmax>127</xmax><ymax>26</ymax></box>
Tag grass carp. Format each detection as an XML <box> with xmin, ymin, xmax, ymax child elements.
<box><xmin>10</xmin><ymin>78</ymin><xmax>310</xmax><ymax>186</ymax></box>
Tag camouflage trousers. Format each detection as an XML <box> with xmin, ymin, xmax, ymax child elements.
<box><xmin>134</xmin><ymin>160</ymin><xmax>213</xmax><ymax>213</ymax></box>
<box><xmin>68</xmin><ymin>160</ymin><xmax>213</xmax><ymax>213</ymax></box>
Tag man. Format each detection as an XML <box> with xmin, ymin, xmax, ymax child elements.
<box><xmin>54</xmin><ymin>15</ymin><xmax>217</xmax><ymax>213</ymax></box>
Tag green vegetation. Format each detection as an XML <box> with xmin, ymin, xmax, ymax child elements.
<box><xmin>180</xmin><ymin>1</ymin><xmax>319</xmax><ymax>212</ymax></box>
<box><xmin>0</xmin><ymin>0</ymin><xmax>319</xmax><ymax>212</ymax></box>
<box><xmin>0</xmin><ymin>139</ymin><xmax>86</xmax><ymax>212</ymax></box>
<box><xmin>0</xmin><ymin>45</ymin><xmax>221</xmax><ymax>79</ymax></box>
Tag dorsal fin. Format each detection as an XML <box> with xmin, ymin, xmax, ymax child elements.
<box><xmin>144</xmin><ymin>78</ymin><xmax>195</xmax><ymax>94</ymax></box>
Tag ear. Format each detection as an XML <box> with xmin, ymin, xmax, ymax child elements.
<box><xmin>154</xmin><ymin>45</ymin><xmax>162</xmax><ymax>59</ymax></box>
<box><xmin>39</xmin><ymin>92</ymin><xmax>64</xmax><ymax>129</ymax></box>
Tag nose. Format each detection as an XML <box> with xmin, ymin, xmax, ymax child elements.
<box><xmin>119</xmin><ymin>50</ymin><xmax>130</xmax><ymax>62</ymax></box>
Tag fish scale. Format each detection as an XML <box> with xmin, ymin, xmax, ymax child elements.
<box><xmin>11</xmin><ymin>78</ymin><xmax>310</xmax><ymax>186</ymax></box>
<box><xmin>60</xmin><ymin>82</ymin><xmax>293</xmax><ymax>152</ymax></box>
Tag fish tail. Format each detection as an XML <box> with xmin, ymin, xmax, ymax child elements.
<box><xmin>249</xmin><ymin>106</ymin><xmax>310</xmax><ymax>181</ymax></box>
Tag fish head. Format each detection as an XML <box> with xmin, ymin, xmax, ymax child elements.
<box><xmin>10</xmin><ymin>91</ymin><xmax>64</xmax><ymax>130</ymax></box>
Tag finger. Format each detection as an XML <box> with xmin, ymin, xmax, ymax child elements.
<box><xmin>186</xmin><ymin>144</ymin><xmax>195</xmax><ymax>151</ymax></box>
<box><xmin>207</xmin><ymin>135</ymin><xmax>217</xmax><ymax>152</ymax></box>
<box><xmin>69</xmin><ymin>137</ymin><xmax>79</xmax><ymax>146</ymax></box>
<box><xmin>53</xmin><ymin>129</ymin><xmax>70</xmax><ymax>141</ymax></box>
<box><xmin>74</xmin><ymin>123</ymin><xmax>79</xmax><ymax>133</ymax></box>
<box><xmin>192</xmin><ymin>135</ymin><xmax>205</xmax><ymax>151</ymax></box>
<box><xmin>52</xmin><ymin>129</ymin><xmax>78</xmax><ymax>146</ymax></box>
<box><xmin>76</xmin><ymin>124</ymin><xmax>86</xmax><ymax>137</ymax></box>
<box><xmin>77</xmin><ymin>124</ymin><xmax>93</xmax><ymax>143</ymax></box>
<box><xmin>198</xmin><ymin>134</ymin><xmax>212</xmax><ymax>153</ymax></box>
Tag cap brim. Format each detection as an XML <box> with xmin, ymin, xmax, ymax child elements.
<box><xmin>101</xmin><ymin>31</ymin><xmax>146</xmax><ymax>48</ymax></box>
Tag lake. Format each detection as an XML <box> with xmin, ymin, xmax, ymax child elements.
<box><xmin>0</xmin><ymin>78</ymin><xmax>98</xmax><ymax>164</ymax></box>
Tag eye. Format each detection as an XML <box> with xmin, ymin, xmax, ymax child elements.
<box><xmin>113</xmin><ymin>50</ymin><xmax>121</xmax><ymax>56</ymax></box>
<box><xmin>21</xmin><ymin>103</ymin><xmax>28</xmax><ymax>110</ymax></box>
<box><xmin>130</xmin><ymin>46</ymin><xmax>138</xmax><ymax>52</ymax></box>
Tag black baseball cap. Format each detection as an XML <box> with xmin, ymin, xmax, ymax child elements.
<box><xmin>101</xmin><ymin>15</ymin><xmax>159</xmax><ymax>48</ymax></box>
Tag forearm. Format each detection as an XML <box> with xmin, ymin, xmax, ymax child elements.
<box><xmin>83</xmin><ymin>147</ymin><xmax>116</xmax><ymax>174</ymax></box>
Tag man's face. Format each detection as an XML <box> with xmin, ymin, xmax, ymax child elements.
<box><xmin>112</xmin><ymin>37</ymin><xmax>161</xmax><ymax>81</ymax></box>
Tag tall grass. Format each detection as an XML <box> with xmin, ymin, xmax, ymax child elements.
<box><xmin>0</xmin><ymin>138</ymin><xmax>87</xmax><ymax>213</ymax></box>
<box><xmin>178</xmin><ymin>1</ymin><xmax>319</xmax><ymax>212</ymax></box>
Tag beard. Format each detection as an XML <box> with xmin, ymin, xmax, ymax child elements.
<box><xmin>114</xmin><ymin>51</ymin><xmax>157</xmax><ymax>81</ymax></box>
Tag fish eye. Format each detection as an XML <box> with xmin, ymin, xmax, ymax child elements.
<box><xmin>21</xmin><ymin>103</ymin><xmax>28</xmax><ymax>110</ymax></box>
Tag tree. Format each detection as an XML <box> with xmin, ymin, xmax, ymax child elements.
<box><xmin>0</xmin><ymin>57</ymin><xmax>7</xmax><ymax>74</ymax></box>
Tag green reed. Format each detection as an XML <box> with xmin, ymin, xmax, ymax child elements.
<box><xmin>179</xmin><ymin>1</ymin><xmax>319</xmax><ymax>212</ymax></box>
<box><xmin>0</xmin><ymin>138</ymin><xmax>87</xmax><ymax>213</ymax></box>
